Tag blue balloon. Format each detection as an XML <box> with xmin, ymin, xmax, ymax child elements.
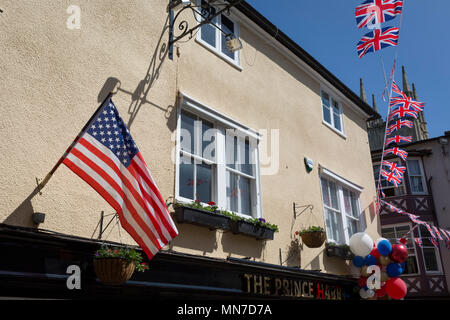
<box><xmin>386</xmin><ymin>263</ymin><xmax>403</xmax><ymax>277</ymax></box>
<box><xmin>377</xmin><ymin>240</ymin><xmax>392</xmax><ymax>256</ymax></box>
<box><xmin>353</xmin><ymin>256</ymin><xmax>365</xmax><ymax>268</ymax></box>
<box><xmin>364</xmin><ymin>254</ymin><xmax>377</xmax><ymax>266</ymax></box>
<box><xmin>400</xmin><ymin>262</ymin><xmax>406</xmax><ymax>272</ymax></box>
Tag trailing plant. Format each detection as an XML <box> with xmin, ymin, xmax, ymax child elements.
<box><xmin>295</xmin><ymin>226</ymin><xmax>324</xmax><ymax>236</ymax></box>
<box><xmin>94</xmin><ymin>246</ymin><xmax>149</xmax><ymax>272</ymax></box>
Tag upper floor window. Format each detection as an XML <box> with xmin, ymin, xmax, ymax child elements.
<box><xmin>321</xmin><ymin>90</ymin><xmax>344</xmax><ymax>135</ymax></box>
<box><xmin>406</xmin><ymin>159</ymin><xmax>427</xmax><ymax>194</ymax></box>
<box><xmin>373</xmin><ymin>161</ymin><xmax>406</xmax><ymax>197</ymax></box>
<box><xmin>417</xmin><ymin>224</ymin><xmax>442</xmax><ymax>273</ymax></box>
<box><xmin>176</xmin><ymin>100</ymin><xmax>261</xmax><ymax>219</ymax></box>
<box><xmin>197</xmin><ymin>0</ymin><xmax>240</xmax><ymax>66</ymax></box>
<box><xmin>381</xmin><ymin>224</ymin><xmax>419</xmax><ymax>275</ymax></box>
<box><xmin>320</xmin><ymin>172</ymin><xmax>364</xmax><ymax>245</ymax></box>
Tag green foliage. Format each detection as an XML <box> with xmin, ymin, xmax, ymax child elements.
<box><xmin>296</xmin><ymin>226</ymin><xmax>324</xmax><ymax>236</ymax></box>
<box><xmin>94</xmin><ymin>246</ymin><xmax>149</xmax><ymax>272</ymax></box>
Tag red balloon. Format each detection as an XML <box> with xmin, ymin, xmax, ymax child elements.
<box><xmin>375</xmin><ymin>286</ymin><xmax>386</xmax><ymax>297</ymax></box>
<box><xmin>385</xmin><ymin>277</ymin><xmax>407</xmax><ymax>300</ymax></box>
<box><xmin>390</xmin><ymin>244</ymin><xmax>408</xmax><ymax>263</ymax></box>
<box><xmin>358</xmin><ymin>276</ymin><xmax>368</xmax><ymax>288</ymax></box>
<box><xmin>370</xmin><ymin>247</ymin><xmax>381</xmax><ymax>259</ymax></box>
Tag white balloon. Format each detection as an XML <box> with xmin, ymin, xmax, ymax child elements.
<box><xmin>366</xmin><ymin>289</ymin><xmax>375</xmax><ymax>298</ymax></box>
<box><xmin>349</xmin><ymin>232</ymin><xmax>374</xmax><ymax>257</ymax></box>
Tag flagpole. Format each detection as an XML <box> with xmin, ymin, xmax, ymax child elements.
<box><xmin>37</xmin><ymin>92</ymin><xmax>113</xmax><ymax>192</ymax></box>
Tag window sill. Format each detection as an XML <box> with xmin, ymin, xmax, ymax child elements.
<box><xmin>195</xmin><ymin>38</ymin><xmax>243</xmax><ymax>72</ymax></box>
<box><xmin>322</xmin><ymin>120</ymin><xmax>347</xmax><ymax>139</ymax></box>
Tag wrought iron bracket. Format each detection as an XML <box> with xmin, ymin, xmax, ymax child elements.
<box><xmin>167</xmin><ymin>0</ymin><xmax>242</xmax><ymax>60</ymax></box>
<box><xmin>293</xmin><ymin>203</ymin><xmax>314</xmax><ymax>219</ymax></box>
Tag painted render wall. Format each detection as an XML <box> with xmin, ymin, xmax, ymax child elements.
<box><xmin>0</xmin><ymin>0</ymin><xmax>379</xmax><ymax>276</ymax></box>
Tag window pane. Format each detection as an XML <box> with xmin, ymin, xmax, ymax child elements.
<box><xmin>410</xmin><ymin>176</ymin><xmax>424</xmax><ymax>193</ymax></box>
<box><xmin>226</xmin><ymin>171</ymin><xmax>238</xmax><ymax>212</ymax></box>
<box><xmin>179</xmin><ymin>158</ymin><xmax>194</xmax><ymax>199</ymax></box>
<box><xmin>321</xmin><ymin>178</ymin><xmax>330</xmax><ymax>207</ymax></box>
<box><xmin>239</xmin><ymin>176</ymin><xmax>252</xmax><ymax>216</ymax></box>
<box><xmin>331</xmin><ymin>210</ymin><xmax>341</xmax><ymax>243</ymax></box>
<box><xmin>329</xmin><ymin>181</ymin><xmax>339</xmax><ymax>210</ymax></box>
<box><xmin>322</xmin><ymin>92</ymin><xmax>331</xmax><ymax>124</ymax></box>
<box><xmin>226</xmin><ymin>135</ymin><xmax>238</xmax><ymax>169</ymax></box>
<box><xmin>407</xmin><ymin>160</ymin><xmax>421</xmax><ymax>175</ymax></box>
<box><xmin>347</xmin><ymin>217</ymin><xmax>358</xmax><ymax>238</ymax></box>
<box><xmin>332</xmin><ymin>100</ymin><xmax>342</xmax><ymax>131</ymax></box>
<box><xmin>200</xmin><ymin>1</ymin><xmax>217</xmax><ymax>47</ymax></box>
<box><xmin>180</xmin><ymin>112</ymin><xmax>195</xmax><ymax>154</ymax></box>
<box><xmin>220</xmin><ymin>15</ymin><xmax>235</xmax><ymax>60</ymax></box>
<box><xmin>423</xmin><ymin>248</ymin><xmax>439</xmax><ymax>271</ymax></box>
<box><xmin>240</xmin><ymin>139</ymin><xmax>254</xmax><ymax>176</ymax></box>
<box><xmin>403</xmin><ymin>256</ymin><xmax>419</xmax><ymax>275</ymax></box>
<box><xmin>196</xmin><ymin>163</ymin><xmax>212</xmax><ymax>203</ymax></box>
<box><xmin>381</xmin><ymin>227</ymin><xmax>395</xmax><ymax>242</ymax></box>
<box><xmin>202</xmin><ymin>120</ymin><xmax>215</xmax><ymax>161</ymax></box>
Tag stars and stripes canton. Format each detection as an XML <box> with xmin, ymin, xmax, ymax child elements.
<box><xmin>62</xmin><ymin>98</ymin><xmax>179</xmax><ymax>261</ymax></box>
<box><xmin>390</xmin><ymin>81</ymin><xmax>425</xmax><ymax>112</ymax></box>
<box><xmin>386</xmin><ymin>119</ymin><xmax>413</xmax><ymax>135</ymax></box>
<box><xmin>355</xmin><ymin>0</ymin><xmax>403</xmax><ymax>29</ymax></box>
<box><xmin>388</xmin><ymin>105</ymin><xmax>419</xmax><ymax>121</ymax></box>
<box><xmin>380</xmin><ymin>168</ymin><xmax>403</xmax><ymax>187</ymax></box>
<box><xmin>384</xmin><ymin>147</ymin><xmax>408</xmax><ymax>161</ymax></box>
<box><xmin>357</xmin><ymin>26</ymin><xmax>399</xmax><ymax>58</ymax></box>
<box><xmin>385</xmin><ymin>135</ymin><xmax>412</xmax><ymax>146</ymax></box>
<box><xmin>382</xmin><ymin>160</ymin><xmax>406</xmax><ymax>176</ymax></box>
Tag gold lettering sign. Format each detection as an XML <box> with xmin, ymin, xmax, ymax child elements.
<box><xmin>243</xmin><ymin>273</ymin><xmax>344</xmax><ymax>300</ymax></box>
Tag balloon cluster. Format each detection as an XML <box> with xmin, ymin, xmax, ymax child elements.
<box><xmin>349</xmin><ymin>232</ymin><xmax>408</xmax><ymax>300</ymax></box>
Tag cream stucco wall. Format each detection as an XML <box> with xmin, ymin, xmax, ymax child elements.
<box><xmin>0</xmin><ymin>1</ymin><xmax>379</xmax><ymax>276</ymax></box>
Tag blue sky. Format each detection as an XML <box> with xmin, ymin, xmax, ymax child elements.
<box><xmin>247</xmin><ymin>0</ymin><xmax>449</xmax><ymax>138</ymax></box>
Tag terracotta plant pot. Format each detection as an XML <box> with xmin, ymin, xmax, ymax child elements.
<box><xmin>93</xmin><ymin>258</ymin><xmax>136</xmax><ymax>285</ymax></box>
<box><xmin>301</xmin><ymin>231</ymin><xmax>326</xmax><ymax>248</ymax></box>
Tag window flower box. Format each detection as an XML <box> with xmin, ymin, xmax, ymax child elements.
<box><xmin>325</xmin><ymin>243</ymin><xmax>354</xmax><ymax>260</ymax></box>
<box><xmin>229</xmin><ymin>220</ymin><xmax>274</xmax><ymax>240</ymax></box>
<box><xmin>174</xmin><ymin>206</ymin><xmax>231</xmax><ymax>231</ymax></box>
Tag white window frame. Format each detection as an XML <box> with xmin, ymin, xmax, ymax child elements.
<box><xmin>319</xmin><ymin>167</ymin><xmax>365</xmax><ymax>245</ymax></box>
<box><xmin>175</xmin><ymin>93</ymin><xmax>262</xmax><ymax>219</ymax></box>
<box><xmin>406</xmin><ymin>158</ymin><xmax>428</xmax><ymax>195</ymax></box>
<box><xmin>373</xmin><ymin>161</ymin><xmax>407</xmax><ymax>197</ymax></box>
<box><xmin>417</xmin><ymin>222</ymin><xmax>443</xmax><ymax>274</ymax></box>
<box><xmin>195</xmin><ymin>0</ymin><xmax>241</xmax><ymax>68</ymax></box>
<box><xmin>381</xmin><ymin>222</ymin><xmax>420</xmax><ymax>276</ymax></box>
<box><xmin>320</xmin><ymin>88</ymin><xmax>345</xmax><ymax>137</ymax></box>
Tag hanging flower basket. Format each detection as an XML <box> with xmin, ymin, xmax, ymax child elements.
<box><xmin>94</xmin><ymin>258</ymin><xmax>136</xmax><ymax>285</ymax></box>
<box><xmin>296</xmin><ymin>226</ymin><xmax>326</xmax><ymax>248</ymax></box>
<box><xmin>93</xmin><ymin>246</ymin><xmax>149</xmax><ymax>285</ymax></box>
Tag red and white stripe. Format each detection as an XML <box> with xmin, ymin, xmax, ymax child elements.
<box><xmin>63</xmin><ymin>133</ymin><xmax>178</xmax><ymax>260</ymax></box>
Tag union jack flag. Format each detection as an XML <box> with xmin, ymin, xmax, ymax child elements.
<box><xmin>357</xmin><ymin>27</ymin><xmax>400</xmax><ymax>58</ymax></box>
<box><xmin>390</xmin><ymin>81</ymin><xmax>425</xmax><ymax>112</ymax></box>
<box><xmin>425</xmin><ymin>223</ymin><xmax>437</xmax><ymax>240</ymax></box>
<box><xmin>355</xmin><ymin>0</ymin><xmax>403</xmax><ymax>29</ymax></box>
<box><xmin>382</xmin><ymin>60</ymin><xmax>396</xmax><ymax>102</ymax></box>
<box><xmin>381</xmin><ymin>168</ymin><xmax>403</xmax><ymax>187</ymax></box>
<box><xmin>386</xmin><ymin>119</ymin><xmax>414</xmax><ymax>135</ymax></box>
<box><xmin>415</xmin><ymin>238</ymin><xmax>422</xmax><ymax>247</ymax></box>
<box><xmin>380</xmin><ymin>200</ymin><xmax>404</xmax><ymax>214</ymax></box>
<box><xmin>440</xmin><ymin>228</ymin><xmax>450</xmax><ymax>241</ymax></box>
<box><xmin>388</xmin><ymin>105</ymin><xmax>419</xmax><ymax>121</ymax></box>
<box><xmin>431</xmin><ymin>238</ymin><xmax>439</xmax><ymax>248</ymax></box>
<box><xmin>384</xmin><ymin>147</ymin><xmax>408</xmax><ymax>161</ymax></box>
<box><xmin>385</xmin><ymin>135</ymin><xmax>413</xmax><ymax>146</ymax></box>
<box><xmin>433</xmin><ymin>226</ymin><xmax>444</xmax><ymax>241</ymax></box>
<box><xmin>382</xmin><ymin>160</ymin><xmax>406</xmax><ymax>176</ymax></box>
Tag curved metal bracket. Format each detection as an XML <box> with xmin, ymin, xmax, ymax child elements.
<box><xmin>168</xmin><ymin>0</ymin><xmax>242</xmax><ymax>60</ymax></box>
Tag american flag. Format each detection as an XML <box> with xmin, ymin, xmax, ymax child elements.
<box><xmin>388</xmin><ymin>105</ymin><xmax>419</xmax><ymax>121</ymax></box>
<box><xmin>62</xmin><ymin>97</ymin><xmax>179</xmax><ymax>260</ymax></box>
<box><xmin>381</xmin><ymin>168</ymin><xmax>403</xmax><ymax>187</ymax></box>
<box><xmin>390</xmin><ymin>81</ymin><xmax>425</xmax><ymax>112</ymax></box>
<box><xmin>355</xmin><ymin>0</ymin><xmax>403</xmax><ymax>29</ymax></box>
<box><xmin>382</xmin><ymin>160</ymin><xmax>406</xmax><ymax>176</ymax></box>
<box><xmin>357</xmin><ymin>26</ymin><xmax>399</xmax><ymax>58</ymax></box>
<box><xmin>384</xmin><ymin>147</ymin><xmax>408</xmax><ymax>161</ymax></box>
<box><xmin>386</xmin><ymin>119</ymin><xmax>414</xmax><ymax>135</ymax></box>
<box><xmin>384</xmin><ymin>135</ymin><xmax>412</xmax><ymax>146</ymax></box>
